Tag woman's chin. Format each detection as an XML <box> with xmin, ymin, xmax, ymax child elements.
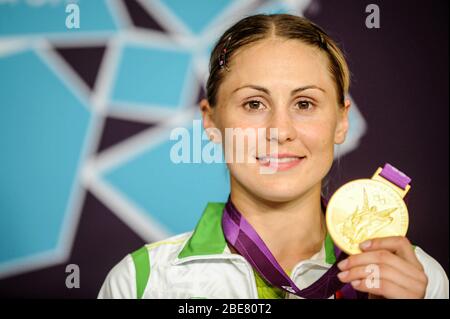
<box><xmin>252</xmin><ymin>187</ymin><xmax>307</xmax><ymax>203</ymax></box>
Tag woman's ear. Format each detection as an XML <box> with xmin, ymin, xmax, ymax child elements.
<box><xmin>334</xmin><ymin>99</ymin><xmax>351</xmax><ymax>145</ymax></box>
<box><xmin>199</xmin><ymin>98</ymin><xmax>220</xmax><ymax>143</ymax></box>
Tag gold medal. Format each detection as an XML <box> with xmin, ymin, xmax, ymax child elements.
<box><xmin>326</xmin><ymin>165</ymin><xmax>411</xmax><ymax>255</ymax></box>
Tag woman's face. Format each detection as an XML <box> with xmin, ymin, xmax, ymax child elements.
<box><xmin>201</xmin><ymin>38</ymin><xmax>350</xmax><ymax>203</ymax></box>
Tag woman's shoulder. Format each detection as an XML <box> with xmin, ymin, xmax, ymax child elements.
<box><xmin>144</xmin><ymin>231</ymin><xmax>193</xmax><ymax>255</ymax></box>
<box><xmin>414</xmin><ymin>246</ymin><xmax>449</xmax><ymax>299</ymax></box>
<box><xmin>97</xmin><ymin>231</ymin><xmax>193</xmax><ymax>299</ymax></box>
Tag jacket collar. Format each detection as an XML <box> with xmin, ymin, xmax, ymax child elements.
<box><xmin>176</xmin><ymin>202</ymin><xmax>337</xmax><ymax>265</ymax></box>
<box><xmin>177</xmin><ymin>202</ymin><xmax>228</xmax><ymax>260</ymax></box>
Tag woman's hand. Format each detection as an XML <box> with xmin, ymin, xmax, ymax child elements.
<box><xmin>336</xmin><ymin>236</ymin><xmax>428</xmax><ymax>298</ymax></box>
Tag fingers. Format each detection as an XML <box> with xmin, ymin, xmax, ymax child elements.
<box><xmin>336</xmin><ymin>236</ymin><xmax>429</xmax><ymax>299</ymax></box>
<box><xmin>359</xmin><ymin>236</ymin><xmax>423</xmax><ymax>270</ymax></box>
<box><xmin>350</xmin><ymin>275</ymin><xmax>422</xmax><ymax>299</ymax></box>
<box><xmin>337</xmin><ymin>263</ymin><xmax>427</xmax><ymax>298</ymax></box>
<box><xmin>337</xmin><ymin>250</ymin><xmax>426</xmax><ymax>283</ymax></box>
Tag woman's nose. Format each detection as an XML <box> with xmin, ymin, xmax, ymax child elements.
<box><xmin>266</xmin><ymin>108</ymin><xmax>297</xmax><ymax>144</ymax></box>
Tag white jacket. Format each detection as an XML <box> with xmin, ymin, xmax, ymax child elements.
<box><xmin>98</xmin><ymin>202</ymin><xmax>449</xmax><ymax>299</ymax></box>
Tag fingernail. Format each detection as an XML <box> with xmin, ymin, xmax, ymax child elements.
<box><xmin>360</xmin><ymin>240</ymin><xmax>372</xmax><ymax>250</ymax></box>
<box><xmin>337</xmin><ymin>259</ymin><xmax>348</xmax><ymax>270</ymax></box>
<box><xmin>351</xmin><ymin>280</ymin><xmax>361</xmax><ymax>287</ymax></box>
<box><xmin>337</xmin><ymin>271</ymin><xmax>349</xmax><ymax>280</ymax></box>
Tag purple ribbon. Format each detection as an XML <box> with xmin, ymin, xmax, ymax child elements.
<box><xmin>222</xmin><ymin>198</ymin><xmax>348</xmax><ymax>299</ymax></box>
<box><xmin>379</xmin><ymin>163</ymin><xmax>411</xmax><ymax>189</ymax></box>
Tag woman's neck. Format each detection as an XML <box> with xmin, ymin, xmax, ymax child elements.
<box><xmin>229</xmin><ymin>180</ymin><xmax>327</xmax><ymax>273</ymax></box>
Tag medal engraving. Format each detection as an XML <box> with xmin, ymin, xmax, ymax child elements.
<box><xmin>326</xmin><ymin>179</ymin><xmax>409</xmax><ymax>255</ymax></box>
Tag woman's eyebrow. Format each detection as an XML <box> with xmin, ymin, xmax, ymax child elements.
<box><xmin>231</xmin><ymin>84</ymin><xmax>325</xmax><ymax>95</ymax></box>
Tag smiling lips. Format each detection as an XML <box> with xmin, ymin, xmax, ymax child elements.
<box><xmin>255</xmin><ymin>153</ymin><xmax>306</xmax><ymax>171</ymax></box>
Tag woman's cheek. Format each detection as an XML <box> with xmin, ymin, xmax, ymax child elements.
<box><xmin>300</xmin><ymin>123</ymin><xmax>336</xmax><ymax>170</ymax></box>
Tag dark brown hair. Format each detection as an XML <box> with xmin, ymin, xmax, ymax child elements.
<box><xmin>206</xmin><ymin>14</ymin><xmax>350</xmax><ymax>107</ymax></box>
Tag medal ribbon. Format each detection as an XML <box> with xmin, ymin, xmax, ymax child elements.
<box><xmin>222</xmin><ymin>198</ymin><xmax>347</xmax><ymax>298</ymax></box>
<box><xmin>379</xmin><ymin>163</ymin><xmax>411</xmax><ymax>189</ymax></box>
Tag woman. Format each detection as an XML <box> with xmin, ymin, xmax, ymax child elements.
<box><xmin>98</xmin><ymin>14</ymin><xmax>448</xmax><ymax>299</ymax></box>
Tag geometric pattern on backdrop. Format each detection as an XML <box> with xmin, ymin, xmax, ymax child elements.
<box><xmin>0</xmin><ymin>0</ymin><xmax>366</xmax><ymax>278</ymax></box>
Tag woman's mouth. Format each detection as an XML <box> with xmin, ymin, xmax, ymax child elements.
<box><xmin>255</xmin><ymin>154</ymin><xmax>306</xmax><ymax>171</ymax></box>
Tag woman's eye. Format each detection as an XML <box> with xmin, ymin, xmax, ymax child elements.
<box><xmin>296</xmin><ymin>100</ymin><xmax>313</xmax><ymax>110</ymax></box>
<box><xmin>244</xmin><ymin>100</ymin><xmax>265</xmax><ymax>111</ymax></box>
